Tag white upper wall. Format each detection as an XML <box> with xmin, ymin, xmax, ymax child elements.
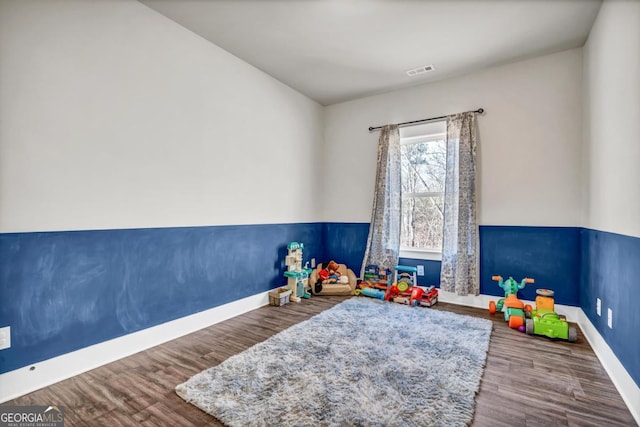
<box><xmin>0</xmin><ymin>0</ymin><xmax>324</xmax><ymax>233</ymax></box>
<box><xmin>583</xmin><ymin>0</ymin><xmax>640</xmax><ymax>238</ymax></box>
<box><xmin>324</xmin><ymin>49</ymin><xmax>584</xmax><ymax>226</ymax></box>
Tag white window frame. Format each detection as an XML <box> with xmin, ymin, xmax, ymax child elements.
<box><xmin>399</xmin><ymin>129</ymin><xmax>446</xmax><ymax>261</ymax></box>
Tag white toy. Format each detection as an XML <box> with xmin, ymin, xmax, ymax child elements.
<box><xmin>283</xmin><ymin>242</ymin><xmax>312</xmax><ymax>302</ymax></box>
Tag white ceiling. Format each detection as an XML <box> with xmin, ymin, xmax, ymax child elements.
<box><xmin>141</xmin><ymin>0</ymin><xmax>602</xmax><ymax>106</ymax></box>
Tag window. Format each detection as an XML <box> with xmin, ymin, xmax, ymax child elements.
<box><xmin>400</xmin><ymin>121</ymin><xmax>446</xmax><ymax>259</ymax></box>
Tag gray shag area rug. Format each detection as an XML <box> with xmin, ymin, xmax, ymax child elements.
<box><xmin>176</xmin><ymin>297</ymin><xmax>493</xmax><ymax>427</ymax></box>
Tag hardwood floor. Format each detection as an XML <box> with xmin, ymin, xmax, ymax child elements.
<box><xmin>4</xmin><ymin>296</ymin><xmax>637</xmax><ymax>426</ymax></box>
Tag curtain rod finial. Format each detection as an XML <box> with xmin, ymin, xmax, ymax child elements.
<box><xmin>477</xmin><ymin>108</ymin><xmax>484</xmax><ymax>114</ymax></box>
<box><xmin>368</xmin><ymin>126</ymin><xmax>374</xmax><ymax>132</ymax></box>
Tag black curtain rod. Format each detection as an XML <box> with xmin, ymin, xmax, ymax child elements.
<box><xmin>368</xmin><ymin>108</ymin><xmax>484</xmax><ymax>132</ymax></box>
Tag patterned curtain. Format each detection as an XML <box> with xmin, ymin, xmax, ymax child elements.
<box><xmin>440</xmin><ymin>112</ymin><xmax>479</xmax><ymax>295</ymax></box>
<box><xmin>361</xmin><ymin>125</ymin><xmax>401</xmax><ymax>278</ymax></box>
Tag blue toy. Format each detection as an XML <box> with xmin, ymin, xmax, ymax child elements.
<box><xmin>283</xmin><ymin>242</ymin><xmax>312</xmax><ymax>302</ymax></box>
<box><xmin>359</xmin><ymin>287</ymin><xmax>386</xmax><ymax>300</ymax></box>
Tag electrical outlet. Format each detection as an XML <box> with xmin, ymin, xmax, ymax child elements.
<box><xmin>417</xmin><ymin>265</ymin><xmax>424</xmax><ymax>276</ymax></box>
<box><xmin>0</xmin><ymin>326</ymin><xmax>10</xmax><ymax>350</ymax></box>
<box><xmin>607</xmin><ymin>308</ymin><xmax>613</xmax><ymax>328</ymax></box>
<box><xmin>596</xmin><ymin>298</ymin><xmax>601</xmax><ymax>316</ymax></box>
<box><xmin>311</xmin><ymin>258</ymin><xmax>316</xmax><ymax>268</ymax></box>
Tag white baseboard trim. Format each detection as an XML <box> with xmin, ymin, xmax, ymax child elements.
<box><xmin>437</xmin><ymin>290</ymin><xmax>581</xmax><ymax>322</ymax></box>
<box><xmin>0</xmin><ymin>290</ymin><xmax>270</xmax><ymax>404</ymax></box>
<box><xmin>577</xmin><ymin>310</ymin><xmax>640</xmax><ymax>426</ymax></box>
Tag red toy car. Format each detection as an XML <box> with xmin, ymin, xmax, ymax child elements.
<box><xmin>418</xmin><ymin>286</ymin><xmax>438</xmax><ymax>307</ymax></box>
<box><xmin>385</xmin><ymin>284</ymin><xmax>438</xmax><ymax>307</ymax></box>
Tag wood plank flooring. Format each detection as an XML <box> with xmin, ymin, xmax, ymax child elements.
<box><xmin>4</xmin><ymin>296</ymin><xmax>637</xmax><ymax>426</ymax></box>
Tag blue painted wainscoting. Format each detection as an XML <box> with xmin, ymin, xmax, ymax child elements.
<box><xmin>396</xmin><ymin>258</ymin><xmax>442</xmax><ymax>287</ymax></box>
<box><xmin>323</xmin><ymin>223</ymin><xmax>582</xmax><ymax>306</ymax></box>
<box><xmin>581</xmin><ymin>228</ymin><xmax>640</xmax><ymax>387</ymax></box>
<box><xmin>0</xmin><ymin>223</ymin><xmax>323</xmax><ymax>374</ymax></box>
<box><xmin>479</xmin><ymin>226</ymin><xmax>582</xmax><ymax>306</ymax></box>
<box><xmin>5</xmin><ymin>221</ymin><xmax>636</xmax><ymax>389</ymax></box>
<box><xmin>323</xmin><ymin>222</ymin><xmax>369</xmax><ymax>275</ymax></box>
<box><xmin>322</xmin><ymin>222</ymin><xmax>442</xmax><ymax>286</ymax></box>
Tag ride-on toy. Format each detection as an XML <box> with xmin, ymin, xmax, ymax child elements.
<box><xmin>380</xmin><ymin>265</ymin><xmax>439</xmax><ymax>307</ymax></box>
<box><xmin>525</xmin><ymin>289</ymin><xmax>577</xmax><ymax>342</ymax></box>
<box><xmin>488</xmin><ymin>275</ymin><xmax>533</xmax><ymax>329</ymax></box>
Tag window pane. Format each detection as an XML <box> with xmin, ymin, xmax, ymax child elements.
<box><xmin>401</xmin><ymin>195</ymin><xmax>444</xmax><ymax>250</ymax></box>
<box><xmin>400</xmin><ymin>139</ymin><xmax>446</xmax><ymax>194</ymax></box>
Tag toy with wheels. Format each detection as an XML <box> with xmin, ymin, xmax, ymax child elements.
<box><xmin>409</xmin><ymin>286</ymin><xmax>424</xmax><ymax>307</ymax></box>
<box><xmin>383</xmin><ymin>265</ymin><xmax>439</xmax><ymax>307</ymax></box>
<box><xmin>385</xmin><ymin>265</ymin><xmax>418</xmax><ymax>304</ymax></box>
<box><xmin>488</xmin><ymin>275</ymin><xmax>533</xmax><ymax>329</ymax></box>
<box><xmin>525</xmin><ymin>288</ymin><xmax>577</xmax><ymax>342</ymax></box>
<box><xmin>357</xmin><ymin>264</ymin><xmax>392</xmax><ymax>293</ymax></box>
<box><xmin>394</xmin><ymin>266</ymin><xmax>417</xmax><ymax>289</ymax></box>
<box><xmin>418</xmin><ymin>286</ymin><xmax>439</xmax><ymax>307</ymax></box>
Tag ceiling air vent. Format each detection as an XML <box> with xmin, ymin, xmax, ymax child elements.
<box><xmin>406</xmin><ymin>65</ymin><xmax>434</xmax><ymax>77</ymax></box>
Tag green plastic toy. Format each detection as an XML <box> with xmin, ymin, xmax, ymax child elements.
<box><xmin>488</xmin><ymin>275</ymin><xmax>534</xmax><ymax>329</ymax></box>
<box><xmin>525</xmin><ymin>289</ymin><xmax>577</xmax><ymax>342</ymax></box>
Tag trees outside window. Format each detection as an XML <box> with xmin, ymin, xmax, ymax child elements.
<box><xmin>400</xmin><ymin>125</ymin><xmax>446</xmax><ymax>252</ymax></box>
